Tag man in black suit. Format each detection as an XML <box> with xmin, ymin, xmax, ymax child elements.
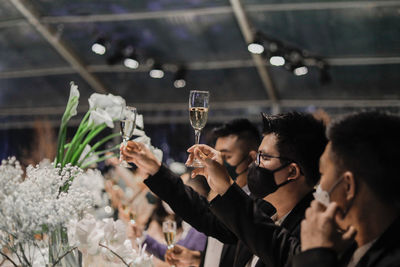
<box><xmin>187</xmin><ymin>112</ymin><xmax>327</xmax><ymax>266</ymax></box>
<box><xmin>123</xmin><ymin>119</ymin><xmax>261</xmax><ymax>267</ymax></box>
<box><xmin>293</xmin><ymin>111</ymin><xmax>400</xmax><ymax>267</ymax></box>
<box><xmin>121</xmin><ymin>112</ymin><xmax>327</xmax><ymax>266</ymax></box>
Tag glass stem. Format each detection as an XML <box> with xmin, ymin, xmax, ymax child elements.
<box><xmin>194</xmin><ymin>130</ymin><xmax>201</xmax><ymax>144</ymax></box>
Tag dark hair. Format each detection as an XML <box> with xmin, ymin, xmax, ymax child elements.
<box><xmin>262</xmin><ymin>112</ymin><xmax>327</xmax><ymax>186</ymax></box>
<box><xmin>212</xmin><ymin>118</ymin><xmax>261</xmax><ymax>150</ymax></box>
<box><xmin>327</xmin><ymin>111</ymin><xmax>400</xmax><ymax>206</ymax></box>
<box><xmin>146</xmin><ymin>199</ymin><xmax>183</xmax><ymax>229</ymax></box>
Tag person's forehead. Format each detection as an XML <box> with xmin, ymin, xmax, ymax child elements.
<box><xmin>215</xmin><ymin>134</ymin><xmax>240</xmax><ymax>151</ymax></box>
<box><xmin>258</xmin><ymin>133</ymin><xmax>278</xmax><ymax>154</ymax></box>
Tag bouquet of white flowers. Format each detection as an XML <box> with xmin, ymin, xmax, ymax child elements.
<box><xmin>0</xmin><ymin>82</ymin><xmax>161</xmax><ymax>267</ymax></box>
<box><xmin>0</xmin><ymin>157</ymin><xmax>92</xmax><ymax>267</ymax></box>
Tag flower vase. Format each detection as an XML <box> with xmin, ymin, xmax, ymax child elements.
<box><xmin>49</xmin><ymin>226</ymin><xmax>81</xmax><ymax>267</ymax></box>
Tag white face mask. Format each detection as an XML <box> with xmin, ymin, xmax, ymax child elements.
<box><xmin>313</xmin><ymin>177</ymin><xmax>343</xmax><ymax>207</ymax></box>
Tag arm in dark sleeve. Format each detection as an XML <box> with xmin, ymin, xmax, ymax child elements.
<box><xmin>209</xmin><ymin>183</ymin><xmax>301</xmax><ymax>267</ymax></box>
<box><xmin>290</xmin><ymin>248</ymin><xmax>338</xmax><ymax>267</ymax></box>
<box><xmin>144</xmin><ymin>165</ymin><xmax>237</xmax><ymax>244</ymax></box>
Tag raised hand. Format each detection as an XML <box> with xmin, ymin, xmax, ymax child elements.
<box><xmin>186</xmin><ymin>144</ymin><xmax>223</xmax><ymax>166</ymax></box>
<box><xmin>186</xmin><ymin>145</ymin><xmax>232</xmax><ymax>196</ymax></box>
<box><xmin>120</xmin><ymin>141</ymin><xmax>161</xmax><ymax>176</ymax></box>
<box><xmin>301</xmin><ymin>200</ymin><xmax>357</xmax><ymax>252</ymax></box>
<box><xmin>165</xmin><ymin>245</ymin><xmax>201</xmax><ymax>267</ymax></box>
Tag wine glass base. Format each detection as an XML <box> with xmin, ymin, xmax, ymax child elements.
<box><xmin>185</xmin><ymin>160</ymin><xmax>204</xmax><ymax>168</ymax></box>
<box><xmin>120</xmin><ymin>161</ymin><xmax>132</xmax><ymax>168</ymax></box>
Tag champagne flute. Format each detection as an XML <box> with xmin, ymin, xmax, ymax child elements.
<box><xmin>187</xmin><ymin>90</ymin><xmax>209</xmax><ymax>168</ymax></box>
<box><xmin>163</xmin><ymin>219</ymin><xmax>177</xmax><ymax>250</ymax></box>
<box><xmin>120</xmin><ymin>106</ymin><xmax>137</xmax><ymax>168</ymax></box>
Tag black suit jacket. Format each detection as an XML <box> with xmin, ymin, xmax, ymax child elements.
<box><xmin>144</xmin><ymin>165</ymin><xmax>240</xmax><ymax>266</ymax></box>
<box><xmin>144</xmin><ymin>165</ymin><xmax>276</xmax><ymax>267</ymax></box>
<box><xmin>291</xmin><ymin>216</ymin><xmax>400</xmax><ymax>267</ymax></box>
<box><xmin>210</xmin><ymin>183</ymin><xmax>313</xmax><ymax>267</ymax></box>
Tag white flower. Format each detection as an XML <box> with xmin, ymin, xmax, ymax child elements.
<box><xmin>68</xmin><ymin>81</ymin><xmax>80</xmax><ymax>117</ymax></box>
<box><xmin>78</xmin><ymin>145</ymin><xmax>99</xmax><ymax>167</ymax></box>
<box><xmin>134</xmin><ymin>135</ymin><xmax>163</xmax><ymax>162</ymax></box>
<box><xmin>136</xmin><ymin>114</ymin><xmax>144</xmax><ymax>129</ymax></box>
<box><xmin>89</xmin><ymin>108</ymin><xmax>114</xmax><ymax>128</ymax></box>
<box><xmin>88</xmin><ymin>93</ymin><xmax>126</xmax><ymax>120</ymax></box>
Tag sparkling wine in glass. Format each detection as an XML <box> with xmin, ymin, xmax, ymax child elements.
<box><xmin>187</xmin><ymin>90</ymin><xmax>209</xmax><ymax>168</ymax></box>
<box><xmin>163</xmin><ymin>220</ymin><xmax>177</xmax><ymax>250</ymax></box>
<box><xmin>120</xmin><ymin>106</ymin><xmax>137</xmax><ymax>168</ymax></box>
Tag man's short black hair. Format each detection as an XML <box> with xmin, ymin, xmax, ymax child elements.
<box><xmin>212</xmin><ymin>118</ymin><xmax>261</xmax><ymax>151</ymax></box>
<box><xmin>262</xmin><ymin>112</ymin><xmax>327</xmax><ymax>186</ymax></box>
<box><xmin>327</xmin><ymin>111</ymin><xmax>400</xmax><ymax>206</ymax></box>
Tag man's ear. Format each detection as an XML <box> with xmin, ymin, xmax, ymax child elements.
<box><xmin>249</xmin><ymin>150</ymin><xmax>257</xmax><ymax>161</ymax></box>
<box><xmin>288</xmin><ymin>163</ymin><xmax>302</xmax><ymax>180</ymax></box>
<box><xmin>343</xmin><ymin>171</ymin><xmax>356</xmax><ymax>201</ymax></box>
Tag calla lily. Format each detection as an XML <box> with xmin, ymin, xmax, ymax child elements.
<box><xmin>136</xmin><ymin>114</ymin><xmax>144</xmax><ymax>129</ymax></box>
<box><xmin>89</xmin><ymin>108</ymin><xmax>114</xmax><ymax>128</ymax></box>
<box><xmin>88</xmin><ymin>93</ymin><xmax>126</xmax><ymax>120</ymax></box>
<box><xmin>67</xmin><ymin>81</ymin><xmax>80</xmax><ymax>118</ymax></box>
<box><xmin>78</xmin><ymin>145</ymin><xmax>99</xmax><ymax>167</ymax></box>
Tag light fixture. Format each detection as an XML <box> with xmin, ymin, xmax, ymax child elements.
<box><xmin>174</xmin><ymin>66</ymin><xmax>187</xmax><ymax>88</ymax></box>
<box><xmin>149</xmin><ymin>63</ymin><xmax>164</xmax><ymax>79</ymax></box>
<box><xmin>124</xmin><ymin>54</ymin><xmax>139</xmax><ymax>69</ymax></box>
<box><xmin>294</xmin><ymin>66</ymin><xmax>308</xmax><ymax>76</ymax></box>
<box><xmin>248</xmin><ymin>39</ymin><xmax>264</xmax><ymax>54</ymax></box>
<box><xmin>91</xmin><ymin>37</ymin><xmax>107</xmax><ymax>55</ymax></box>
<box><xmin>123</xmin><ymin>46</ymin><xmax>139</xmax><ymax>69</ymax></box>
<box><xmin>269</xmin><ymin>56</ymin><xmax>285</xmax><ymax>66</ymax></box>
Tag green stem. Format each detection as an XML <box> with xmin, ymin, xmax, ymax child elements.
<box><xmin>80</xmin><ymin>153</ymin><xmax>118</xmax><ymax>169</ymax></box>
<box><xmin>56</xmin><ymin>126</ymin><xmax>67</xmax><ymax>165</ymax></box>
<box><xmin>70</xmin><ymin>123</ymin><xmax>107</xmax><ymax>166</ymax></box>
<box><xmin>75</xmin><ymin>110</ymin><xmax>92</xmax><ymax>136</ymax></box>
<box><xmin>62</xmin><ymin>122</ymin><xmax>92</xmax><ymax>167</ymax></box>
<box><xmin>56</xmin><ymin>97</ymin><xmax>79</xmax><ymax>165</ymax></box>
<box><xmin>77</xmin><ymin>133</ymin><xmax>121</xmax><ymax>165</ymax></box>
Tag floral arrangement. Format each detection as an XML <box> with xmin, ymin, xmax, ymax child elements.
<box><xmin>55</xmin><ymin>82</ymin><xmax>126</xmax><ymax>171</ymax></box>
<box><xmin>68</xmin><ymin>215</ymin><xmax>153</xmax><ymax>267</ymax></box>
<box><xmin>0</xmin><ymin>158</ymin><xmax>92</xmax><ymax>266</ymax></box>
<box><xmin>0</xmin><ymin>82</ymin><xmax>160</xmax><ymax>266</ymax></box>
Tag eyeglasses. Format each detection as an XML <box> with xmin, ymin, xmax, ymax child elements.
<box><xmin>256</xmin><ymin>152</ymin><xmax>290</xmax><ymax>166</ymax></box>
<box><xmin>256</xmin><ymin>152</ymin><xmax>305</xmax><ymax>175</ymax></box>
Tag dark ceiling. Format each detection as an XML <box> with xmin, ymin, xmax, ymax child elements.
<box><xmin>0</xmin><ymin>0</ymin><xmax>399</xmax><ymax>129</ymax></box>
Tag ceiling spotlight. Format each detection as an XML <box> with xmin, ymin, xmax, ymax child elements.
<box><xmin>124</xmin><ymin>53</ymin><xmax>139</xmax><ymax>69</ymax></box>
<box><xmin>248</xmin><ymin>40</ymin><xmax>264</xmax><ymax>54</ymax></box>
<box><xmin>92</xmin><ymin>38</ymin><xmax>107</xmax><ymax>55</ymax></box>
<box><xmin>294</xmin><ymin>66</ymin><xmax>308</xmax><ymax>76</ymax></box>
<box><xmin>269</xmin><ymin>56</ymin><xmax>285</xmax><ymax>66</ymax></box>
<box><xmin>174</xmin><ymin>66</ymin><xmax>187</xmax><ymax>88</ymax></box>
<box><xmin>149</xmin><ymin>63</ymin><xmax>164</xmax><ymax>79</ymax></box>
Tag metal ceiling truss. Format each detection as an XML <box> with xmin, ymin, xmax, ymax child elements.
<box><xmin>8</xmin><ymin>0</ymin><xmax>109</xmax><ymax>94</ymax></box>
<box><xmin>36</xmin><ymin>1</ymin><xmax>400</xmax><ymax>24</ymax></box>
<box><xmin>1</xmin><ymin>56</ymin><xmax>400</xmax><ymax>79</ymax></box>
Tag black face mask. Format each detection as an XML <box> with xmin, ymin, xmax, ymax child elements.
<box><xmin>247</xmin><ymin>162</ymin><xmax>293</xmax><ymax>198</ymax></box>
<box><xmin>224</xmin><ymin>155</ymin><xmax>249</xmax><ymax>181</ymax></box>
